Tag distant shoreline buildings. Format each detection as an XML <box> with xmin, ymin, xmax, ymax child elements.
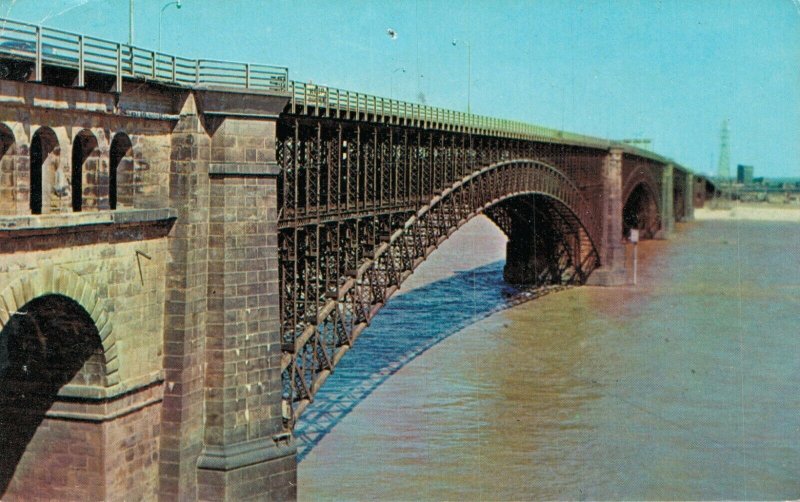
<box><xmin>737</xmin><ymin>164</ymin><xmax>753</xmax><ymax>185</ymax></box>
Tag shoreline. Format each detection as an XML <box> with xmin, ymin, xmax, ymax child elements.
<box><xmin>694</xmin><ymin>204</ymin><xmax>799</xmax><ymax>222</ymax></box>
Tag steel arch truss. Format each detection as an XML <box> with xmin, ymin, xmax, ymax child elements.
<box><xmin>277</xmin><ymin>143</ymin><xmax>601</xmax><ymax>426</ymax></box>
<box><xmin>486</xmin><ymin>193</ymin><xmax>598</xmax><ymax>286</ymax></box>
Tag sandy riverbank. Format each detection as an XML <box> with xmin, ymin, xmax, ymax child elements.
<box><xmin>695</xmin><ymin>204</ymin><xmax>800</xmax><ymax>222</ymax></box>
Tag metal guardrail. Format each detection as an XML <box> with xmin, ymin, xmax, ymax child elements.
<box><xmin>283</xmin><ymin>80</ymin><xmax>683</xmax><ymax>168</ymax></box>
<box><xmin>286</xmin><ymin>80</ymin><xmax>613</xmax><ymax>150</ymax></box>
<box><xmin>0</xmin><ymin>16</ymin><xmax>688</xmax><ymax>171</ymax></box>
<box><xmin>0</xmin><ymin>17</ymin><xmax>289</xmax><ymax>92</ymax></box>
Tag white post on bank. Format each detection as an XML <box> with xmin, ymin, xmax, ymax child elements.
<box><xmin>630</xmin><ymin>229</ymin><xmax>639</xmax><ymax>285</ymax></box>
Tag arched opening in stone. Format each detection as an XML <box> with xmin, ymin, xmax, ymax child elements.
<box><xmin>623</xmin><ymin>182</ymin><xmax>659</xmax><ymax>239</ymax></box>
<box><xmin>0</xmin><ymin>294</ymin><xmax>105</xmax><ymax>496</ymax></box>
<box><xmin>109</xmin><ymin>133</ymin><xmax>133</xmax><ymax>210</ymax></box>
<box><xmin>71</xmin><ymin>129</ymin><xmax>100</xmax><ymax>212</ymax></box>
<box><xmin>0</xmin><ymin>124</ymin><xmax>16</xmax><ymax>215</ymax></box>
<box><xmin>29</xmin><ymin>127</ymin><xmax>60</xmax><ymax>215</ymax></box>
<box><xmin>486</xmin><ymin>193</ymin><xmax>594</xmax><ymax>286</ymax></box>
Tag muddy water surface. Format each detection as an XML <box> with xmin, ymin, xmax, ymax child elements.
<box><xmin>298</xmin><ymin>217</ymin><xmax>800</xmax><ymax>500</ymax></box>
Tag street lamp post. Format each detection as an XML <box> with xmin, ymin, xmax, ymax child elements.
<box><xmin>451</xmin><ymin>39</ymin><xmax>471</xmax><ymax>114</ymax></box>
<box><xmin>129</xmin><ymin>0</ymin><xmax>134</xmax><ymax>45</ymax></box>
<box><xmin>159</xmin><ymin>0</ymin><xmax>182</xmax><ymax>52</ymax></box>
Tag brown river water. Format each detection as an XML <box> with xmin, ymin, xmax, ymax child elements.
<box><xmin>297</xmin><ymin>216</ymin><xmax>800</xmax><ymax>500</ymax></box>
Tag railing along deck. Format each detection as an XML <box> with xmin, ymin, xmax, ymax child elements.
<box><xmin>282</xmin><ymin>80</ymin><xmax>684</xmax><ymax>167</ymax></box>
<box><xmin>0</xmin><ymin>17</ymin><xmax>289</xmax><ymax>92</ymax></box>
<box><xmin>0</xmin><ymin>16</ymin><xmax>687</xmax><ymax>170</ymax></box>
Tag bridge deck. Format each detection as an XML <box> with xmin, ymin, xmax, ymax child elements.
<box><xmin>0</xmin><ymin>16</ymin><xmax>689</xmax><ymax>172</ymax></box>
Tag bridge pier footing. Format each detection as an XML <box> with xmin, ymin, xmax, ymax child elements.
<box><xmin>587</xmin><ymin>148</ymin><xmax>626</xmax><ymax>286</ymax></box>
<box><xmin>197</xmin><ymin>441</ymin><xmax>296</xmax><ymax>501</ymax></box>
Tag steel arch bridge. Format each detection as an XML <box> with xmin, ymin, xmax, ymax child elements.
<box><xmin>275</xmin><ymin>117</ymin><xmax>653</xmax><ymax>425</ymax></box>
<box><xmin>0</xmin><ymin>15</ymin><xmax>712</xmax><ymax>500</ymax></box>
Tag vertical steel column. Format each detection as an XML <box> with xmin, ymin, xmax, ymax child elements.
<box><xmin>403</xmin><ymin>130</ymin><xmax>411</xmax><ymax>205</ymax></box>
<box><xmin>392</xmin><ymin>129</ymin><xmax>401</xmax><ymax>205</ymax></box>
<box><xmin>355</xmin><ymin>125</ymin><xmax>362</xmax><ymax>211</ymax></box>
<box><xmin>335</xmin><ymin>125</ymin><xmax>343</xmax><ymax>211</ymax></box>
<box><xmin>313</xmin><ymin>122</ymin><xmax>322</xmax><ymax>216</ymax></box>
<box><xmin>293</xmin><ymin>120</ymin><xmax>301</xmax><ymax>216</ymax></box>
<box><xmin>371</xmin><ymin>127</ymin><xmax>378</xmax><ymax>211</ymax></box>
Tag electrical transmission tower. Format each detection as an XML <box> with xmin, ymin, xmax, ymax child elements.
<box><xmin>717</xmin><ymin>119</ymin><xmax>731</xmax><ymax>181</ymax></box>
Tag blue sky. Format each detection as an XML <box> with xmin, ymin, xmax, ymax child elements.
<box><xmin>1</xmin><ymin>0</ymin><xmax>798</xmax><ymax>177</ymax></box>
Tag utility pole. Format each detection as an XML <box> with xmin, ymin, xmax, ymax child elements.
<box><xmin>129</xmin><ymin>0</ymin><xmax>134</xmax><ymax>45</ymax></box>
<box><xmin>630</xmin><ymin>229</ymin><xmax>639</xmax><ymax>285</ymax></box>
<box><xmin>718</xmin><ymin>119</ymin><xmax>731</xmax><ymax>201</ymax></box>
<box><xmin>717</xmin><ymin>119</ymin><xmax>731</xmax><ymax>181</ymax></box>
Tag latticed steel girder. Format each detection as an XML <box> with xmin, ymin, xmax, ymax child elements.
<box><xmin>276</xmin><ymin>117</ymin><xmax>603</xmax><ymax>428</ymax></box>
<box><xmin>486</xmin><ymin>194</ymin><xmax>596</xmax><ymax>286</ymax></box>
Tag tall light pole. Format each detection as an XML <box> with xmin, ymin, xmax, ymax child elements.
<box><xmin>159</xmin><ymin>0</ymin><xmax>182</xmax><ymax>52</ymax></box>
<box><xmin>451</xmin><ymin>39</ymin><xmax>471</xmax><ymax>114</ymax></box>
<box><xmin>129</xmin><ymin>0</ymin><xmax>134</xmax><ymax>45</ymax></box>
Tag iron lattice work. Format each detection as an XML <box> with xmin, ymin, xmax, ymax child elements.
<box><xmin>486</xmin><ymin>193</ymin><xmax>599</xmax><ymax>285</ymax></box>
<box><xmin>277</xmin><ymin>117</ymin><xmax>601</xmax><ymax>427</ymax></box>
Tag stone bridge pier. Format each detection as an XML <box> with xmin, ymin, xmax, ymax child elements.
<box><xmin>162</xmin><ymin>91</ymin><xmax>296</xmax><ymax>501</ymax></box>
<box><xmin>584</xmin><ymin>150</ymin><xmax>698</xmax><ymax>285</ymax></box>
<box><xmin>501</xmin><ymin>199</ymin><xmax>563</xmax><ymax>285</ymax></box>
<box><xmin>586</xmin><ymin>148</ymin><xmax>626</xmax><ymax>286</ymax></box>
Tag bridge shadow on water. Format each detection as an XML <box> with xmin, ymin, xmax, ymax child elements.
<box><xmin>296</xmin><ymin>260</ymin><xmax>537</xmax><ymax>461</ymax></box>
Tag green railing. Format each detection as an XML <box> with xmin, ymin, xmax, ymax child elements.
<box><xmin>0</xmin><ymin>17</ymin><xmax>289</xmax><ymax>91</ymax></box>
<box><xmin>284</xmin><ymin>80</ymin><xmax>684</xmax><ymax>167</ymax></box>
<box><xmin>0</xmin><ymin>16</ymin><xmax>688</xmax><ymax>171</ymax></box>
<box><xmin>287</xmin><ymin>80</ymin><xmax>612</xmax><ymax>149</ymax></box>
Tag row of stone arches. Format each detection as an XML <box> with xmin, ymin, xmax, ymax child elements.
<box><xmin>0</xmin><ymin>123</ymin><xmax>135</xmax><ymax>215</ymax></box>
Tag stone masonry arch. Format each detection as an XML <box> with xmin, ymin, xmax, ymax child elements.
<box><xmin>622</xmin><ymin>167</ymin><xmax>662</xmax><ymax>239</ymax></box>
<box><xmin>29</xmin><ymin>126</ymin><xmax>61</xmax><ymax>214</ymax></box>
<box><xmin>622</xmin><ymin>181</ymin><xmax>660</xmax><ymax>239</ymax></box>
<box><xmin>71</xmin><ymin>128</ymin><xmax>103</xmax><ymax>211</ymax></box>
<box><xmin>622</xmin><ymin>167</ymin><xmax>661</xmax><ymax>212</ymax></box>
<box><xmin>0</xmin><ymin>266</ymin><xmax>119</xmax><ymax>386</ymax></box>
